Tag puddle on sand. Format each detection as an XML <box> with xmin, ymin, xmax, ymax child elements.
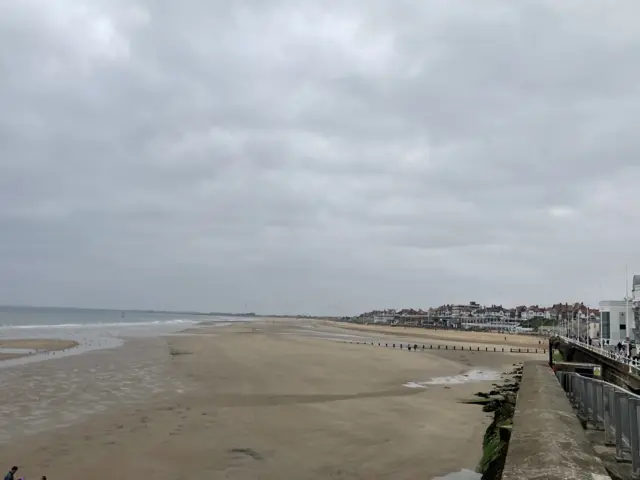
<box><xmin>432</xmin><ymin>469</ymin><xmax>481</xmax><ymax>480</ymax></box>
<box><xmin>404</xmin><ymin>369</ymin><xmax>501</xmax><ymax>389</ymax></box>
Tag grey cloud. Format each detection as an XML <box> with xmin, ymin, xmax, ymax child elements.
<box><xmin>1</xmin><ymin>0</ymin><xmax>640</xmax><ymax>314</ymax></box>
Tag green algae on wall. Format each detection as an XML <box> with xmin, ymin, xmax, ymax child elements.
<box><xmin>474</xmin><ymin>366</ymin><xmax>521</xmax><ymax>480</ymax></box>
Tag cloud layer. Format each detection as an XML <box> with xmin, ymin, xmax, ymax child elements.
<box><xmin>2</xmin><ymin>0</ymin><xmax>640</xmax><ymax>314</ymax></box>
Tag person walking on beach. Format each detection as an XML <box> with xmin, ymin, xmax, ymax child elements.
<box><xmin>4</xmin><ymin>467</ymin><xmax>18</xmax><ymax>480</ymax></box>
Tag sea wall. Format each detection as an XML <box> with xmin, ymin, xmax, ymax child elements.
<box><xmin>475</xmin><ymin>366</ymin><xmax>521</xmax><ymax>480</ymax></box>
<box><xmin>501</xmin><ymin>361</ymin><xmax>610</xmax><ymax>480</ymax></box>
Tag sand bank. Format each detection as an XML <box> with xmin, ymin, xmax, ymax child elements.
<box><xmin>3</xmin><ymin>320</ymin><xmax>520</xmax><ymax>479</ymax></box>
<box><xmin>0</xmin><ymin>338</ymin><xmax>78</xmax><ymax>361</ymax></box>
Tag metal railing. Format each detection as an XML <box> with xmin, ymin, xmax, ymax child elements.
<box><xmin>556</xmin><ymin>370</ymin><xmax>640</xmax><ymax>477</ymax></box>
<box><xmin>559</xmin><ymin>335</ymin><xmax>640</xmax><ymax>375</ymax></box>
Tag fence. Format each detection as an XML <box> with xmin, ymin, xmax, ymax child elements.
<box><xmin>559</xmin><ymin>335</ymin><xmax>640</xmax><ymax>375</ymax></box>
<box><xmin>347</xmin><ymin>341</ymin><xmax>546</xmax><ymax>354</ymax></box>
<box><xmin>556</xmin><ymin>370</ymin><xmax>640</xmax><ymax>477</ymax></box>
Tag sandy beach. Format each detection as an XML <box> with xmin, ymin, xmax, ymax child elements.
<box><xmin>0</xmin><ymin>338</ymin><xmax>78</xmax><ymax>361</ymax></box>
<box><xmin>1</xmin><ymin>319</ymin><xmax>535</xmax><ymax>479</ymax></box>
<box><xmin>325</xmin><ymin>321</ymin><xmax>547</xmax><ymax>349</ymax></box>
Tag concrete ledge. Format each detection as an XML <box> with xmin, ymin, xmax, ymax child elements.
<box><xmin>502</xmin><ymin>361</ymin><xmax>611</xmax><ymax>480</ymax></box>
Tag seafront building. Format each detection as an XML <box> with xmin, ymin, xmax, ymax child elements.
<box><xmin>598</xmin><ymin>275</ymin><xmax>640</xmax><ymax>346</ymax></box>
<box><xmin>599</xmin><ymin>300</ymin><xmax>633</xmax><ymax>345</ymax></box>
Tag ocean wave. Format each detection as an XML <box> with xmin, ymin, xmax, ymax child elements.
<box><xmin>0</xmin><ymin>319</ymin><xmax>202</xmax><ymax>330</ymax></box>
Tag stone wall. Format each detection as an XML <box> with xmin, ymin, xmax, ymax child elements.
<box><xmin>501</xmin><ymin>361</ymin><xmax>611</xmax><ymax>480</ymax></box>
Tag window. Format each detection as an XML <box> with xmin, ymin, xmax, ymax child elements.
<box><xmin>621</xmin><ymin>323</ymin><xmax>626</xmax><ymax>330</ymax></box>
<box><xmin>602</xmin><ymin>311</ymin><xmax>610</xmax><ymax>339</ymax></box>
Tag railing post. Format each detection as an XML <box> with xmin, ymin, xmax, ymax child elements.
<box><xmin>604</xmin><ymin>386</ymin><xmax>615</xmax><ymax>446</ymax></box>
<box><xmin>615</xmin><ymin>390</ymin><xmax>626</xmax><ymax>461</ymax></box>
<box><xmin>595</xmin><ymin>382</ymin><xmax>605</xmax><ymax>430</ymax></box>
<box><xmin>629</xmin><ymin>398</ymin><xmax>640</xmax><ymax>477</ymax></box>
<box><xmin>622</xmin><ymin>394</ymin><xmax>632</xmax><ymax>457</ymax></box>
<box><xmin>588</xmin><ymin>380</ymin><xmax>597</xmax><ymax>425</ymax></box>
<box><xmin>578</xmin><ymin>376</ymin><xmax>586</xmax><ymax>415</ymax></box>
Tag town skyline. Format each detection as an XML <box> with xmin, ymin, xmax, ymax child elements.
<box><xmin>354</xmin><ymin>301</ymin><xmax>607</xmax><ymax>321</ymax></box>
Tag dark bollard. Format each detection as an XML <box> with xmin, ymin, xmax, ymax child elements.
<box><xmin>438</xmin><ymin>345</ymin><xmax>440</xmax><ymax>349</ymax></box>
<box><xmin>453</xmin><ymin>346</ymin><xmax>456</xmax><ymax>350</ymax></box>
<box><xmin>400</xmin><ymin>344</ymin><xmax>403</xmax><ymax>349</ymax></box>
<box><xmin>477</xmin><ymin>347</ymin><xmax>480</xmax><ymax>351</ymax></box>
<box><xmin>422</xmin><ymin>345</ymin><xmax>425</xmax><ymax>350</ymax></box>
<box><xmin>414</xmin><ymin>344</ymin><xmax>417</xmax><ymax>351</ymax></box>
<box><xmin>445</xmin><ymin>345</ymin><xmax>448</xmax><ymax>350</ymax></box>
<box><xmin>518</xmin><ymin>348</ymin><xmax>521</xmax><ymax>353</ymax></box>
<box><xmin>526</xmin><ymin>348</ymin><xmax>529</xmax><ymax>353</ymax></box>
<box><xmin>501</xmin><ymin>348</ymin><xmax>504</xmax><ymax>352</ymax></box>
<box><xmin>493</xmin><ymin>347</ymin><xmax>496</xmax><ymax>352</ymax></box>
<box><xmin>385</xmin><ymin>343</ymin><xmax>388</xmax><ymax>347</ymax></box>
<box><xmin>485</xmin><ymin>347</ymin><xmax>487</xmax><ymax>351</ymax></box>
<box><xmin>393</xmin><ymin>344</ymin><xmax>396</xmax><ymax>348</ymax></box>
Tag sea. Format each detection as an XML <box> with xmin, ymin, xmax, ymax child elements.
<box><xmin>0</xmin><ymin>305</ymin><xmax>245</xmax><ymax>368</ymax></box>
<box><xmin>0</xmin><ymin>306</ymin><xmax>248</xmax><ymax>441</ymax></box>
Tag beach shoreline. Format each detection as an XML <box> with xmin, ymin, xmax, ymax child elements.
<box><xmin>0</xmin><ymin>338</ymin><xmax>79</xmax><ymax>361</ymax></box>
<box><xmin>1</xmin><ymin>318</ymin><xmax>534</xmax><ymax>479</ymax></box>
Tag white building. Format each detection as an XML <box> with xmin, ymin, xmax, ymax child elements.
<box><xmin>587</xmin><ymin>321</ymin><xmax>600</xmax><ymax>340</ymax></box>
<box><xmin>599</xmin><ymin>299</ymin><xmax>634</xmax><ymax>345</ymax></box>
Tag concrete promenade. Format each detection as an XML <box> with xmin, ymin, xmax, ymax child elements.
<box><xmin>502</xmin><ymin>361</ymin><xmax>611</xmax><ymax>480</ymax></box>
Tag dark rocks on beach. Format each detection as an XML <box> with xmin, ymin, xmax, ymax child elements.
<box><xmin>473</xmin><ymin>370</ymin><xmax>522</xmax><ymax>480</ymax></box>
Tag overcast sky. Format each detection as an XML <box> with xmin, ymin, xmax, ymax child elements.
<box><xmin>1</xmin><ymin>1</ymin><xmax>640</xmax><ymax>315</ymax></box>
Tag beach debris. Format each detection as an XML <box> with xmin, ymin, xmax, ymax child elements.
<box><xmin>229</xmin><ymin>448</ymin><xmax>263</xmax><ymax>461</ymax></box>
<box><xmin>169</xmin><ymin>346</ymin><xmax>193</xmax><ymax>357</ymax></box>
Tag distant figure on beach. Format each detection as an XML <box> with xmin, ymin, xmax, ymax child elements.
<box><xmin>4</xmin><ymin>466</ymin><xmax>18</xmax><ymax>480</ymax></box>
<box><xmin>42</xmin><ymin>476</ymin><xmax>47</xmax><ymax>480</ymax></box>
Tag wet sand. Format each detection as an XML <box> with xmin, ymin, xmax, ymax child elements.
<box><xmin>0</xmin><ymin>338</ymin><xmax>79</xmax><ymax>350</ymax></box>
<box><xmin>3</xmin><ymin>320</ymin><xmax>527</xmax><ymax>479</ymax></box>
<box><xmin>0</xmin><ymin>338</ymin><xmax>79</xmax><ymax>361</ymax></box>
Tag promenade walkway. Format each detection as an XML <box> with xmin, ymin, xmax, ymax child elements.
<box><xmin>558</xmin><ymin>335</ymin><xmax>640</xmax><ymax>375</ymax></box>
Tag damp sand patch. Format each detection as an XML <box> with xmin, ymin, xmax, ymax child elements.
<box><xmin>432</xmin><ymin>469</ymin><xmax>482</xmax><ymax>480</ymax></box>
<box><xmin>0</xmin><ymin>339</ymin><xmax>79</xmax><ymax>361</ymax></box>
<box><xmin>403</xmin><ymin>369</ymin><xmax>501</xmax><ymax>389</ymax></box>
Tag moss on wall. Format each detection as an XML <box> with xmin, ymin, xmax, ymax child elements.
<box><xmin>475</xmin><ymin>369</ymin><xmax>521</xmax><ymax>480</ymax></box>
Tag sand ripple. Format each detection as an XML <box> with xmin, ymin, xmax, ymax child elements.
<box><xmin>0</xmin><ymin>338</ymin><xmax>187</xmax><ymax>443</ymax></box>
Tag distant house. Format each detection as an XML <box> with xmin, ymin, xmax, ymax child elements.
<box><xmin>372</xmin><ymin>315</ymin><xmax>394</xmax><ymax>325</ymax></box>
